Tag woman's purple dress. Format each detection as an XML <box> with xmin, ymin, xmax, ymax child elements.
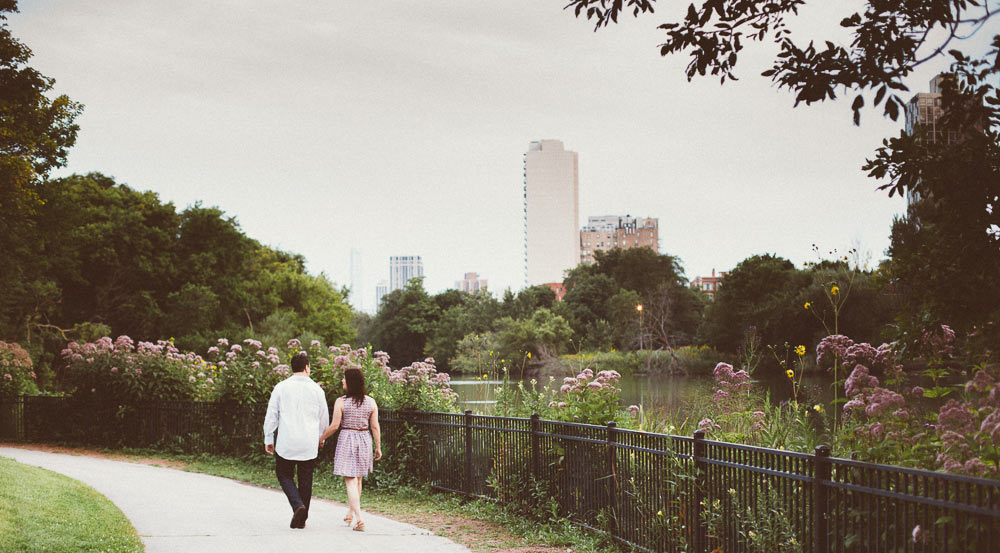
<box><xmin>333</xmin><ymin>395</ymin><xmax>375</xmax><ymax>477</ymax></box>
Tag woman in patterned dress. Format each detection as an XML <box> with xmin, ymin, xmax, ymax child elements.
<box><xmin>319</xmin><ymin>367</ymin><xmax>382</xmax><ymax>531</ymax></box>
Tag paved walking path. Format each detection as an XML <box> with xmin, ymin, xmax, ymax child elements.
<box><xmin>1</xmin><ymin>447</ymin><xmax>471</xmax><ymax>553</ymax></box>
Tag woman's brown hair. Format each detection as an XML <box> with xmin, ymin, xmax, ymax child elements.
<box><xmin>344</xmin><ymin>368</ymin><xmax>366</xmax><ymax>407</ymax></box>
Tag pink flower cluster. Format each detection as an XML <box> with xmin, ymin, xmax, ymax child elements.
<box><xmin>842</xmin><ymin>365</ymin><xmax>905</xmax><ymax>418</ymax></box>
<box><xmin>921</xmin><ymin>324</ymin><xmax>956</xmax><ymax>357</ymax></box>
<box><xmin>817</xmin><ymin>335</ymin><xmax>900</xmax><ymax>375</ymax></box>
<box><xmin>559</xmin><ymin>368</ymin><xmax>621</xmax><ymax>395</ymax></box>
<box><xmin>934</xmin><ymin>369</ymin><xmax>999</xmax><ymax>476</ymax></box>
<box><xmin>711</xmin><ymin>363</ymin><xmax>750</xmax><ymax>403</ymax></box>
<box><xmin>388</xmin><ymin>358</ymin><xmax>452</xmax><ymax>389</ymax></box>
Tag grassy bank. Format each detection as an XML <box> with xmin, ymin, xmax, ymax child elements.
<box><xmin>558</xmin><ymin>345</ymin><xmax>729</xmax><ymax>376</ymax></box>
<box><xmin>0</xmin><ymin>457</ymin><xmax>143</xmax><ymax>553</ymax></box>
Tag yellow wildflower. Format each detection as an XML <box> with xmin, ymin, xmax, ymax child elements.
<box><xmin>482</xmin><ymin>374</ymin><xmax>487</xmax><ymax>379</ymax></box>
<box><xmin>795</xmin><ymin>345</ymin><xmax>806</xmax><ymax>356</ymax></box>
<box><xmin>527</xmin><ymin>352</ymin><xmax>531</xmax><ymax>359</ymax></box>
<box><xmin>831</xmin><ymin>285</ymin><xmax>840</xmax><ymax>295</ymax></box>
<box><xmin>813</xmin><ymin>404</ymin><xmax>823</xmax><ymax>413</ymax></box>
<box><xmin>804</xmin><ymin>301</ymin><xmax>811</xmax><ymax>310</ymax></box>
<box><xmin>786</xmin><ymin>369</ymin><xmax>794</xmax><ymax>379</ymax></box>
<box><xmin>656</xmin><ymin>510</ymin><xmax>663</xmax><ymax>517</ymax></box>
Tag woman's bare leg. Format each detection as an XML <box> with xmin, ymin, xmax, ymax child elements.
<box><xmin>344</xmin><ymin>477</ymin><xmax>362</xmax><ymax>523</ymax></box>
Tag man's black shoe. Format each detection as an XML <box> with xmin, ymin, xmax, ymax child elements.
<box><xmin>291</xmin><ymin>505</ymin><xmax>307</xmax><ymax>529</ymax></box>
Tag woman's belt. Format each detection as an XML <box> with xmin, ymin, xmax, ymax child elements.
<box><xmin>341</xmin><ymin>427</ymin><xmax>369</xmax><ymax>431</ymax></box>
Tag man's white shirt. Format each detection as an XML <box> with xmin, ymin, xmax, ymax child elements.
<box><xmin>263</xmin><ymin>373</ymin><xmax>330</xmax><ymax>460</ymax></box>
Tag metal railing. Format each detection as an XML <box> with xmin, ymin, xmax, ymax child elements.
<box><xmin>380</xmin><ymin>409</ymin><xmax>1000</xmax><ymax>553</ymax></box>
<box><xmin>1</xmin><ymin>397</ymin><xmax>997</xmax><ymax>552</ymax></box>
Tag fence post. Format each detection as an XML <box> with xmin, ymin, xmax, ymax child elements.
<box><xmin>530</xmin><ymin>413</ymin><xmax>540</xmax><ymax>481</ymax></box>
<box><xmin>693</xmin><ymin>430</ymin><xmax>707</xmax><ymax>553</ymax></box>
<box><xmin>464</xmin><ymin>409</ymin><xmax>473</xmax><ymax>496</ymax></box>
<box><xmin>814</xmin><ymin>445</ymin><xmax>832</xmax><ymax>553</ymax></box>
<box><xmin>606</xmin><ymin>421</ymin><xmax>619</xmax><ymax>537</ymax></box>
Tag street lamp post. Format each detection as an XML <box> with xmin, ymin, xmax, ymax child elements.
<box><xmin>636</xmin><ymin>304</ymin><xmax>643</xmax><ymax>350</ymax></box>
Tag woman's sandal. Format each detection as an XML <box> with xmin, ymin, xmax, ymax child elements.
<box><xmin>353</xmin><ymin>520</ymin><xmax>366</xmax><ymax>532</ymax></box>
<box><xmin>344</xmin><ymin>513</ymin><xmax>353</xmax><ymax>525</ymax></box>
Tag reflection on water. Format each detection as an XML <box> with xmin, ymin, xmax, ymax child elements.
<box><xmin>450</xmin><ymin>371</ymin><xmax>833</xmax><ymax>417</ymax></box>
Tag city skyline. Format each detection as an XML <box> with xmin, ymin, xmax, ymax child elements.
<box><xmin>13</xmin><ymin>1</ymin><xmax>978</xmax><ymax>302</ymax></box>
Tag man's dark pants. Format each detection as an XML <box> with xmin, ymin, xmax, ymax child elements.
<box><xmin>275</xmin><ymin>454</ymin><xmax>317</xmax><ymax>513</ymax></box>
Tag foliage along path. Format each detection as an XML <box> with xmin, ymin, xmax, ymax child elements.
<box><xmin>0</xmin><ymin>446</ymin><xmax>471</xmax><ymax>553</ymax></box>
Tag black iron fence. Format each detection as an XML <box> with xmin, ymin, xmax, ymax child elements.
<box><xmin>1</xmin><ymin>397</ymin><xmax>997</xmax><ymax>553</ymax></box>
<box><xmin>380</xmin><ymin>410</ymin><xmax>1000</xmax><ymax>553</ymax></box>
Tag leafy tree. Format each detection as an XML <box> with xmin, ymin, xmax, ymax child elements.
<box><xmin>0</xmin><ymin>0</ymin><xmax>82</xmax><ymax>212</ymax></box>
<box><xmin>369</xmin><ymin>278</ymin><xmax>439</xmax><ymax>366</ymax></box>
<box><xmin>499</xmin><ymin>285</ymin><xmax>557</xmax><ymax>320</ymax></box>
<box><xmin>562</xmin><ymin>272</ymin><xmax>621</xmax><ymax>348</ymax></box>
<box><xmin>869</xmin><ymin>54</ymin><xmax>1000</xmax><ymax>350</ymax></box>
<box><xmin>587</xmin><ymin>247</ymin><xmax>686</xmax><ymax>297</ymax></box>
<box><xmin>564</xmin><ymin>248</ymin><xmax>703</xmax><ymax>349</ymax></box>
<box><xmin>700</xmin><ymin>254</ymin><xmax>812</xmax><ymax>353</ymax></box>
<box><xmin>496</xmin><ymin>308</ymin><xmax>573</xmax><ymax>361</ymax></box>
<box><xmin>424</xmin><ymin>291</ymin><xmax>500</xmax><ymax>369</ymax></box>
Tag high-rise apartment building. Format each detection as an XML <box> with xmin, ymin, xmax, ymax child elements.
<box><xmin>389</xmin><ymin>255</ymin><xmax>424</xmax><ymax>292</ymax></box>
<box><xmin>374</xmin><ymin>280</ymin><xmax>389</xmax><ymax>313</ymax></box>
<box><xmin>524</xmin><ymin>140</ymin><xmax>579</xmax><ymax>286</ymax></box>
<box><xmin>904</xmin><ymin>74</ymin><xmax>957</xmax><ymax>206</ymax></box>
<box><xmin>456</xmin><ymin>272</ymin><xmax>488</xmax><ymax>294</ymax></box>
<box><xmin>580</xmin><ymin>215</ymin><xmax>659</xmax><ymax>264</ymax></box>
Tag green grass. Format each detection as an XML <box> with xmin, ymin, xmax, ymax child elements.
<box><xmin>125</xmin><ymin>450</ymin><xmax>616</xmax><ymax>553</ymax></box>
<box><xmin>0</xmin><ymin>457</ymin><xmax>143</xmax><ymax>553</ymax></box>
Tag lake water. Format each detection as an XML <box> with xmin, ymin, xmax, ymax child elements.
<box><xmin>450</xmin><ymin>371</ymin><xmax>833</xmax><ymax>417</ymax></box>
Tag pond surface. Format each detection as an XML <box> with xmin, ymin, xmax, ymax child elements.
<box><xmin>450</xmin><ymin>370</ymin><xmax>834</xmax><ymax>418</ymax></box>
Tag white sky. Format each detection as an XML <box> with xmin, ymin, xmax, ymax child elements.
<box><xmin>14</xmin><ymin>1</ymin><xmax>984</xmax><ymax>311</ymax></box>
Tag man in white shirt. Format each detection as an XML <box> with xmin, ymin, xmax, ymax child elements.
<box><xmin>263</xmin><ymin>351</ymin><xmax>329</xmax><ymax>529</ymax></box>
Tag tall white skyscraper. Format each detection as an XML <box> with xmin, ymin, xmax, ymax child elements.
<box><xmin>389</xmin><ymin>255</ymin><xmax>424</xmax><ymax>292</ymax></box>
<box><xmin>374</xmin><ymin>280</ymin><xmax>389</xmax><ymax>313</ymax></box>
<box><xmin>524</xmin><ymin>140</ymin><xmax>579</xmax><ymax>286</ymax></box>
<box><xmin>349</xmin><ymin>248</ymin><xmax>363</xmax><ymax>312</ymax></box>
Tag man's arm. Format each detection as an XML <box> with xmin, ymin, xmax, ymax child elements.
<box><xmin>262</xmin><ymin>384</ymin><xmax>281</xmax><ymax>455</ymax></box>
<box><xmin>317</xmin><ymin>388</ymin><xmax>330</xmax><ymax>446</ymax></box>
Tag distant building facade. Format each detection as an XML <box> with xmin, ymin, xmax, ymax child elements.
<box><xmin>692</xmin><ymin>269</ymin><xmax>726</xmax><ymax>300</ymax></box>
<box><xmin>389</xmin><ymin>255</ymin><xmax>423</xmax><ymax>292</ymax></box>
<box><xmin>580</xmin><ymin>215</ymin><xmax>659</xmax><ymax>264</ymax></box>
<box><xmin>544</xmin><ymin>282</ymin><xmax>567</xmax><ymax>302</ymax></box>
<box><xmin>904</xmin><ymin>74</ymin><xmax>958</xmax><ymax>206</ymax></box>
<box><xmin>456</xmin><ymin>272</ymin><xmax>487</xmax><ymax>294</ymax></box>
<box><xmin>524</xmin><ymin>140</ymin><xmax>579</xmax><ymax>286</ymax></box>
<box><xmin>374</xmin><ymin>280</ymin><xmax>389</xmax><ymax>313</ymax></box>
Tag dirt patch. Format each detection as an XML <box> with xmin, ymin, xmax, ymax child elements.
<box><xmin>366</xmin><ymin>506</ymin><xmax>570</xmax><ymax>553</ymax></box>
<box><xmin>0</xmin><ymin>442</ymin><xmax>190</xmax><ymax>470</ymax></box>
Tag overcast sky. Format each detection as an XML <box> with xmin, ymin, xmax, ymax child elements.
<box><xmin>15</xmin><ymin>1</ymin><xmax>980</xmax><ymax>311</ymax></box>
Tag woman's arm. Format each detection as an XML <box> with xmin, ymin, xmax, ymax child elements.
<box><xmin>370</xmin><ymin>401</ymin><xmax>382</xmax><ymax>461</ymax></box>
<box><xmin>319</xmin><ymin>397</ymin><xmax>343</xmax><ymax>444</ymax></box>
